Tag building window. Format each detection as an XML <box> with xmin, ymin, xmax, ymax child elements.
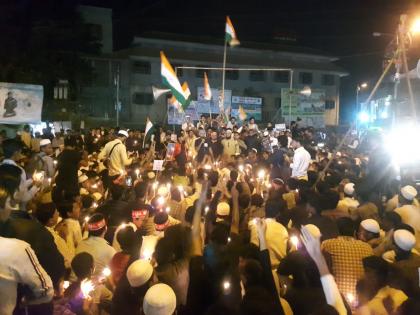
<box><xmin>322</xmin><ymin>74</ymin><xmax>335</xmax><ymax>86</ymax></box>
<box><xmin>195</xmin><ymin>65</ymin><xmax>208</xmax><ymax>78</ymax></box>
<box><xmin>299</xmin><ymin>72</ymin><xmax>313</xmax><ymax>84</ymax></box>
<box><xmin>275</xmin><ymin>97</ymin><xmax>282</xmax><ymax>108</ymax></box>
<box><xmin>226</xmin><ymin>70</ymin><xmax>239</xmax><ymax>80</ymax></box>
<box><xmin>274</xmin><ymin>71</ymin><xmax>289</xmax><ymax>83</ymax></box>
<box><xmin>249</xmin><ymin>71</ymin><xmax>265</xmax><ymax>81</ymax></box>
<box><xmin>325</xmin><ymin>100</ymin><xmax>335</xmax><ymax>109</ymax></box>
<box><xmin>132</xmin><ymin>61</ymin><xmax>151</xmax><ymax>74</ymax></box>
<box><xmin>132</xmin><ymin>93</ymin><xmax>153</xmax><ymax>105</ymax></box>
<box><xmin>173</xmin><ymin>64</ymin><xmax>184</xmax><ymax>77</ymax></box>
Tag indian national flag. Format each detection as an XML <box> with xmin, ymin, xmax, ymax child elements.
<box><xmin>238</xmin><ymin>105</ymin><xmax>247</xmax><ymax>121</ymax></box>
<box><xmin>161</xmin><ymin>51</ymin><xmax>188</xmax><ymax>106</ymax></box>
<box><xmin>203</xmin><ymin>72</ymin><xmax>212</xmax><ymax>101</ymax></box>
<box><xmin>170</xmin><ymin>82</ymin><xmax>192</xmax><ymax>111</ymax></box>
<box><xmin>143</xmin><ymin>117</ymin><xmax>154</xmax><ymax>148</ymax></box>
<box><xmin>226</xmin><ymin>16</ymin><xmax>240</xmax><ymax>47</ymax></box>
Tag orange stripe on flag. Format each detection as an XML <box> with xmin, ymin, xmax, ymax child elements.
<box><xmin>160</xmin><ymin>51</ymin><xmax>177</xmax><ymax>77</ymax></box>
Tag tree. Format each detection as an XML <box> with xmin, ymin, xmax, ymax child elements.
<box><xmin>0</xmin><ymin>0</ymin><xmax>101</xmax><ymax>119</ymax></box>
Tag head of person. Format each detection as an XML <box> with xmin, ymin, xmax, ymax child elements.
<box><xmin>392</xmin><ymin>229</ymin><xmax>416</xmax><ymax>259</ymax></box>
<box><xmin>35</xmin><ymin>203</ymin><xmax>59</xmax><ymax>227</ymax></box>
<box><xmin>249</xmin><ymin>117</ymin><xmax>255</xmax><ymax>124</ymax></box>
<box><xmin>265</xmin><ymin>198</ymin><xmax>285</xmax><ymax>219</ymax></box>
<box><xmin>337</xmin><ymin>217</ymin><xmax>355</xmax><ymax>237</ymax></box>
<box><xmin>64</xmin><ymin>135</ymin><xmax>79</xmax><ymax>148</ymax></box>
<box><xmin>226</xmin><ymin>129</ymin><xmax>233</xmax><ymax>139</ymax></box>
<box><xmin>200</xmin><ymin>115</ymin><xmax>206</xmax><ymax>123</ymax></box>
<box><xmin>210</xmin><ymin>130</ymin><xmax>218</xmax><ymax>141</ymax></box>
<box><xmin>344</xmin><ymin>183</ymin><xmax>356</xmax><ymax>198</ymax></box>
<box><xmin>117</xmin><ymin>129</ymin><xmax>129</xmax><ymax>143</ymax></box>
<box><xmin>0</xmin><ymin>164</ymin><xmax>21</xmax><ymax>221</ymax></box>
<box><xmin>126</xmin><ymin>259</ymin><xmax>156</xmax><ymax>298</ymax></box>
<box><xmin>358</xmin><ymin>219</ymin><xmax>380</xmax><ymax>242</ymax></box>
<box><xmin>198</xmin><ymin>128</ymin><xmax>206</xmax><ymax>138</ymax></box>
<box><xmin>154</xmin><ymin>211</ymin><xmax>170</xmax><ymax>232</ymax></box>
<box><xmin>117</xmin><ymin>225</ymin><xmax>139</xmax><ymax>253</ymax></box>
<box><xmin>71</xmin><ymin>252</ymin><xmax>94</xmax><ymax>281</ymax></box>
<box><xmin>40</xmin><ymin>139</ymin><xmax>53</xmax><ymax>156</ymax></box>
<box><xmin>382</xmin><ymin>211</ymin><xmax>402</xmax><ymax>232</ymax></box>
<box><xmin>143</xmin><ymin>283</ymin><xmax>176</xmax><ymax>315</ymax></box>
<box><xmin>362</xmin><ymin>255</ymin><xmax>389</xmax><ymax>291</ymax></box>
<box><xmin>2</xmin><ymin>139</ymin><xmax>23</xmax><ymax>161</ymax></box>
<box><xmin>399</xmin><ymin>185</ymin><xmax>417</xmax><ymax>205</ymax></box>
<box><xmin>290</xmin><ymin>137</ymin><xmax>303</xmax><ymax>150</ymax></box>
<box><xmin>109</xmin><ymin>184</ymin><xmax>125</xmax><ymax>201</ymax></box>
<box><xmin>87</xmin><ymin>213</ymin><xmax>107</xmax><ymax>237</ymax></box>
<box><xmin>132</xmin><ymin>206</ymin><xmax>150</xmax><ymax>228</ymax></box>
<box><xmin>57</xmin><ymin>195</ymin><xmax>81</xmax><ymax>220</ymax></box>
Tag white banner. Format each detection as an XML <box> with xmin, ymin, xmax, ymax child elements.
<box><xmin>232</xmin><ymin>96</ymin><xmax>262</xmax><ymax>105</ymax></box>
<box><xmin>0</xmin><ymin>82</ymin><xmax>43</xmax><ymax>124</ymax></box>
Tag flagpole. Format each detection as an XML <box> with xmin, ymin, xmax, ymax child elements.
<box><xmin>221</xmin><ymin>39</ymin><xmax>228</xmax><ymax>120</ymax></box>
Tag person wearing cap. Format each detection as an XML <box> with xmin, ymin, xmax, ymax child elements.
<box><xmin>357</xmin><ymin>219</ymin><xmax>382</xmax><ymax>248</ymax></box>
<box><xmin>261</xmin><ymin>130</ymin><xmax>273</xmax><ymax>154</ymax></box>
<box><xmin>390</xmin><ymin>229</ymin><xmax>420</xmax><ymax>297</ymax></box>
<box><xmin>143</xmin><ymin>283</ymin><xmax>176</xmax><ymax>315</ymax></box>
<box><xmin>111</xmin><ymin>259</ymin><xmax>156</xmax><ymax>315</ymax></box>
<box><xmin>153</xmin><ymin>211</ymin><xmax>180</xmax><ymax>236</ymax></box>
<box><xmin>181</xmin><ymin>115</ymin><xmax>195</xmax><ymax>131</ymax></box>
<box><xmin>290</xmin><ymin>137</ymin><xmax>311</xmax><ymax>180</ymax></box>
<box><xmin>394</xmin><ymin>185</ymin><xmax>420</xmax><ymax>252</ymax></box>
<box><xmin>336</xmin><ymin>183</ymin><xmax>360</xmax><ymax>214</ymax></box>
<box><xmin>37</xmin><ymin>138</ymin><xmax>56</xmax><ymax>178</ymax></box>
<box><xmin>75</xmin><ymin>214</ymin><xmax>116</xmax><ymax>277</ymax></box>
<box><xmin>98</xmin><ymin>129</ymin><xmax>132</xmax><ymax>179</ymax></box>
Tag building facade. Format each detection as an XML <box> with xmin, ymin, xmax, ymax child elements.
<box><xmin>78</xmin><ymin>6</ymin><xmax>347</xmax><ymax>127</ymax></box>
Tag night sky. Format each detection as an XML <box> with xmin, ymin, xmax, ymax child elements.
<box><xmin>28</xmin><ymin>0</ymin><xmax>420</xmax><ymax>121</ymax></box>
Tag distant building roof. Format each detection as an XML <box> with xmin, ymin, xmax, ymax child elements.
<box><xmin>113</xmin><ymin>34</ymin><xmax>348</xmax><ymax>76</ymax></box>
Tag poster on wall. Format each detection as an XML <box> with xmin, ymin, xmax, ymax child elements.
<box><xmin>281</xmin><ymin>88</ymin><xmax>325</xmax><ymax>127</ymax></box>
<box><xmin>231</xmin><ymin>96</ymin><xmax>262</xmax><ymax>121</ymax></box>
<box><xmin>0</xmin><ymin>82</ymin><xmax>43</xmax><ymax>124</ymax></box>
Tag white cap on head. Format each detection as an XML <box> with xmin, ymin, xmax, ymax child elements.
<box><xmin>360</xmin><ymin>219</ymin><xmax>380</xmax><ymax>234</ymax></box>
<box><xmin>393</xmin><ymin>229</ymin><xmax>416</xmax><ymax>251</ymax></box>
<box><xmin>217</xmin><ymin>202</ymin><xmax>230</xmax><ymax>217</ymax></box>
<box><xmin>263</xmin><ymin>131</ymin><xmax>269</xmax><ymax>137</ymax></box>
<box><xmin>344</xmin><ymin>183</ymin><xmax>355</xmax><ymax>196</ymax></box>
<box><xmin>143</xmin><ymin>283</ymin><xmax>176</xmax><ymax>315</ymax></box>
<box><xmin>126</xmin><ymin>259</ymin><xmax>154</xmax><ymax>288</ymax></box>
<box><xmin>304</xmin><ymin>224</ymin><xmax>321</xmax><ymax>239</ymax></box>
<box><xmin>118</xmin><ymin>130</ymin><xmax>129</xmax><ymax>138</ymax></box>
<box><xmin>40</xmin><ymin>139</ymin><xmax>51</xmax><ymax>147</ymax></box>
<box><xmin>400</xmin><ymin>185</ymin><xmax>417</xmax><ymax>201</ymax></box>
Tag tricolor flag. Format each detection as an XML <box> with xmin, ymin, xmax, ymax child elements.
<box><xmin>203</xmin><ymin>72</ymin><xmax>212</xmax><ymax>101</ymax></box>
<box><xmin>143</xmin><ymin>117</ymin><xmax>155</xmax><ymax>148</ymax></box>
<box><xmin>238</xmin><ymin>105</ymin><xmax>247</xmax><ymax>121</ymax></box>
<box><xmin>160</xmin><ymin>51</ymin><xmax>188</xmax><ymax>106</ymax></box>
<box><xmin>226</xmin><ymin>16</ymin><xmax>240</xmax><ymax>47</ymax></box>
<box><xmin>169</xmin><ymin>82</ymin><xmax>192</xmax><ymax>112</ymax></box>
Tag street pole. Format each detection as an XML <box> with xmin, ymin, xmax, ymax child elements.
<box><xmin>220</xmin><ymin>39</ymin><xmax>228</xmax><ymax>120</ymax></box>
<box><xmin>115</xmin><ymin>64</ymin><xmax>120</xmax><ymax>127</ymax></box>
<box><xmin>288</xmin><ymin>70</ymin><xmax>293</xmax><ymax>125</ymax></box>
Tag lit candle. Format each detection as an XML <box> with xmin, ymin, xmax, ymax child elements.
<box><xmin>290</xmin><ymin>235</ymin><xmax>299</xmax><ymax>248</ymax></box>
<box><xmin>165</xmin><ymin>207</ymin><xmax>171</xmax><ymax>213</ymax></box>
<box><xmin>80</xmin><ymin>279</ymin><xmax>95</xmax><ymax>298</ymax></box>
<box><xmin>135</xmin><ymin>169</ymin><xmax>140</xmax><ymax>179</ymax></box>
<box><xmin>205</xmin><ymin>206</ymin><xmax>209</xmax><ymax>214</ymax></box>
<box><xmin>223</xmin><ymin>281</ymin><xmax>231</xmax><ymax>291</ymax></box>
<box><xmin>102</xmin><ymin>267</ymin><xmax>111</xmax><ymax>277</ymax></box>
<box><xmin>258</xmin><ymin>169</ymin><xmax>265</xmax><ymax>180</ymax></box>
<box><xmin>238</xmin><ymin>165</ymin><xmax>244</xmax><ymax>172</ymax></box>
<box><xmin>63</xmin><ymin>280</ymin><xmax>70</xmax><ymax>289</ymax></box>
<box><xmin>92</xmin><ymin>202</ymin><xmax>98</xmax><ymax>208</ymax></box>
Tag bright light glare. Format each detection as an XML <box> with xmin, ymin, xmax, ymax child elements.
<box><xmin>81</xmin><ymin>279</ymin><xmax>95</xmax><ymax>298</ymax></box>
<box><xmin>358</xmin><ymin>112</ymin><xmax>370</xmax><ymax>123</ymax></box>
<box><xmin>63</xmin><ymin>280</ymin><xmax>70</xmax><ymax>289</ymax></box>
<box><xmin>258</xmin><ymin>169</ymin><xmax>265</xmax><ymax>179</ymax></box>
<box><xmin>384</xmin><ymin>124</ymin><xmax>420</xmax><ymax>167</ymax></box>
<box><xmin>360</xmin><ymin>82</ymin><xmax>368</xmax><ymax>89</ymax></box>
<box><xmin>290</xmin><ymin>235</ymin><xmax>299</xmax><ymax>248</ymax></box>
<box><xmin>102</xmin><ymin>267</ymin><xmax>111</xmax><ymax>277</ymax></box>
<box><xmin>380</xmin><ymin>111</ymin><xmax>388</xmax><ymax>119</ymax></box>
<box><xmin>411</xmin><ymin>18</ymin><xmax>420</xmax><ymax>34</ymax></box>
<box><xmin>346</xmin><ymin>292</ymin><xmax>355</xmax><ymax>304</ymax></box>
<box><xmin>223</xmin><ymin>281</ymin><xmax>231</xmax><ymax>290</ymax></box>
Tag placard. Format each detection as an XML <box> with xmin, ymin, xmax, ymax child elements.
<box><xmin>153</xmin><ymin>160</ymin><xmax>164</xmax><ymax>171</ymax></box>
<box><xmin>275</xmin><ymin>123</ymin><xmax>286</xmax><ymax>131</ymax></box>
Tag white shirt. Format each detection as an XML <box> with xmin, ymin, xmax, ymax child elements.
<box><xmin>291</xmin><ymin>146</ymin><xmax>311</xmax><ymax>178</ymax></box>
<box><xmin>76</xmin><ymin>236</ymin><xmax>116</xmax><ymax>277</ymax></box>
<box><xmin>1</xmin><ymin>159</ymin><xmax>39</xmax><ymax>210</ymax></box>
<box><xmin>0</xmin><ymin>237</ymin><xmax>53</xmax><ymax>315</ymax></box>
<box><xmin>98</xmin><ymin>139</ymin><xmax>132</xmax><ymax>177</ymax></box>
<box><xmin>249</xmin><ymin>218</ymin><xmax>288</xmax><ymax>268</ymax></box>
<box><xmin>394</xmin><ymin>204</ymin><xmax>420</xmax><ymax>252</ymax></box>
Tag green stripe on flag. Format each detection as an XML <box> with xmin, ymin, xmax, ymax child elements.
<box><xmin>162</xmin><ymin>77</ymin><xmax>187</xmax><ymax>106</ymax></box>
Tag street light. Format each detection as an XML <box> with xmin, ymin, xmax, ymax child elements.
<box><xmin>356</xmin><ymin>82</ymin><xmax>368</xmax><ymax>126</ymax></box>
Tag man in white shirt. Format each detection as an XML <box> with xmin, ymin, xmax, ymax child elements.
<box><xmin>290</xmin><ymin>137</ymin><xmax>311</xmax><ymax>180</ymax></box>
<box><xmin>337</xmin><ymin>183</ymin><xmax>360</xmax><ymax>214</ymax></box>
<box><xmin>394</xmin><ymin>185</ymin><xmax>420</xmax><ymax>252</ymax></box>
<box><xmin>181</xmin><ymin>115</ymin><xmax>195</xmax><ymax>131</ymax></box>
<box><xmin>76</xmin><ymin>214</ymin><xmax>116</xmax><ymax>277</ymax></box>
<box><xmin>1</xmin><ymin>139</ymin><xmax>39</xmax><ymax>210</ymax></box>
<box><xmin>98</xmin><ymin>130</ymin><xmax>132</xmax><ymax>178</ymax></box>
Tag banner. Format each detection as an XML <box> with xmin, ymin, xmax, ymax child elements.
<box><xmin>0</xmin><ymin>82</ymin><xmax>43</xmax><ymax>124</ymax></box>
<box><xmin>231</xmin><ymin>96</ymin><xmax>262</xmax><ymax>121</ymax></box>
<box><xmin>281</xmin><ymin>88</ymin><xmax>325</xmax><ymax>127</ymax></box>
<box><xmin>197</xmin><ymin>87</ymin><xmax>231</xmax><ymax>107</ymax></box>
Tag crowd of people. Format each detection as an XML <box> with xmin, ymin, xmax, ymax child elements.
<box><xmin>0</xmin><ymin>116</ymin><xmax>419</xmax><ymax>315</ymax></box>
